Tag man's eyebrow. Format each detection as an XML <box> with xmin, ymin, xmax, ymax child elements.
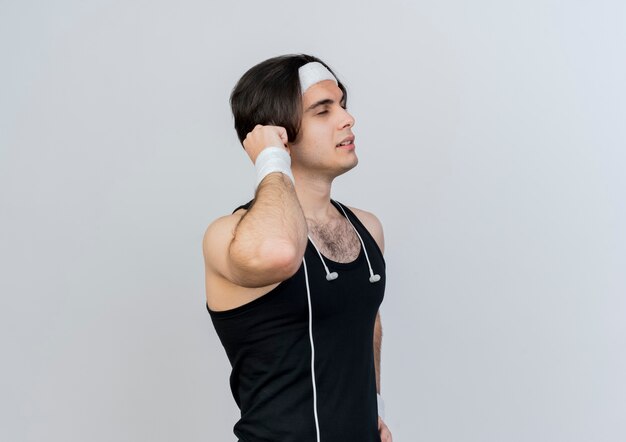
<box><xmin>305</xmin><ymin>94</ymin><xmax>346</xmax><ymax>112</ymax></box>
<box><xmin>306</xmin><ymin>98</ymin><xmax>334</xmax><ymax>112</ymax></box>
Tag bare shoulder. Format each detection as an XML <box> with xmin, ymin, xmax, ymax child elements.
<box><xmin>346</xmin><ymin>205</ymin><xmax>385</xmax><ymax>254</ymax></box>
<box><xmin>202</xmin><ymin>209</ymin><xmax>247</xmax><ymax>276</ymax></box>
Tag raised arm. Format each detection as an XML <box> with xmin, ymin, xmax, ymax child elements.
<box><xmin>203</xmin><ymin>125</ymin><xmax>308</xmax><ymax>288</ymax></box>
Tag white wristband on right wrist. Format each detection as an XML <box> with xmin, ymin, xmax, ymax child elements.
<box><xmin>254</xmin><ymin>146</ymin><xmax>294</xmax><ymax>189</ymax></box>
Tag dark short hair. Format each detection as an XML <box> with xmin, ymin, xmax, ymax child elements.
<box><xmin>230</xmin><ymin>54</ymin><xmax>347</xmax><ymax>146</ymax></box>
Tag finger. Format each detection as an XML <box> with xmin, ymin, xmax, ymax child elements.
<box><xmin>384</xmin><ymin>427</ymin><xmax>391</xmax><ymax>442</ymax></box>
<box><xmin>378</xmin><ymin>420</ymin><xmax>392</xmax><ymax>442</ymax></box>
<box><xmin>381</xmin><ymin>428</ymin><xmax>392</xmax><ymax>442</ymax></box>
<box><xmin>380</xmin><ymin>429</ymin><xmax>389</xmax><ymax>442</ymax></box>
<box><xmin>276</xmin><ymin>127</ymin><xmax>288</xmax><ymax>145</ymax></box>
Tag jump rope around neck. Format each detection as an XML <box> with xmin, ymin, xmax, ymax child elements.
<box><xmin>252</xmin><ymin>61</ymin><xmax>384</xmax><ymax>442</ymax></box>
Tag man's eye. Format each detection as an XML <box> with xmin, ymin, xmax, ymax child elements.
<box><xmin>316</xmin><ymin>110</ymin><xmax>329</xmax><ymax>116</ymax></box>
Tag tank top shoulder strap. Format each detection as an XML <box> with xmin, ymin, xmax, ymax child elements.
<box><xmin>232</xmin><ymin>199</ymin><xmax>254</xmax><ymax>214</ymax></box>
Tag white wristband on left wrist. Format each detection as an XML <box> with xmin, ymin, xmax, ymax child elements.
<box><xmin>377</xmin><ymin>393</ymin><xmax>386</xmax><ymax>420</ymax></box>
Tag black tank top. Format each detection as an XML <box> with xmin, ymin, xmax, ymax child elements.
<box><xmin>207</xmin><ymin>199</ymin><xmax>385</xmax><ymax>442</ymax></box>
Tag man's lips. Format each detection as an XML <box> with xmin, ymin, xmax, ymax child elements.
<box><xmin>336</xmin><ymin>136</ymin><xmax>355</xmax><ymax>149</ymax></box>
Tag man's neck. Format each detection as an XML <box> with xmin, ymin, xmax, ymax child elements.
<box><xmin>293</xmin><ymin>171</ymin><xmax>338</xmax><ymax>224</ymax></box>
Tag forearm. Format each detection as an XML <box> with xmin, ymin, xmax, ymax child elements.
<box><xmin>230</xmin><ymin>172</ymin><xmax>308</xmax><ymax>274</ymax></box>
<box><xmin>374</xmin><ymin>311</ymin><xmax>382</xmax><ymax>393</ymax></box>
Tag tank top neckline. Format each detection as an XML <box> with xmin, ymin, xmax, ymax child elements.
<box><xmin>305</xmin><ymin>199</ymin><xmax>364</xmax><ymax>269</ymax></box>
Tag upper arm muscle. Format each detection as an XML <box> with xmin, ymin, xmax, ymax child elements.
<box><xmin>202</xmin><ymin>213</ymin><xmax>241</xmax><ymax>283</ymax></box>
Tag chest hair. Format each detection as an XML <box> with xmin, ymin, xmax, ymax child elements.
<box><xmin>307</xmin><ymin>217</ymin><xmax>361</xmax><ymax>263</ymax></box>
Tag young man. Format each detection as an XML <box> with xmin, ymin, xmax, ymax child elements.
<box><xmin>203</xmin><ymin>54</ymin><xmax>392</xmax><ymax>442</ymax></box>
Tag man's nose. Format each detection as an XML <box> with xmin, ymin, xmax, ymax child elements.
<box><xmin>339</xmin><ymin>108</ymin><xmax>355</xmax><ymax>128</ymax></box>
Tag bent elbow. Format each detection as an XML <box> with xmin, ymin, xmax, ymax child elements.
<box><xmin>258</xmin><ymin>240</ymin><xmax>303</xmax><ymax>281</ymax></box>
<box><xmin>229</xmin><ymin>238</ymin><xmax>303</xmax><ymax>287</ymax></box>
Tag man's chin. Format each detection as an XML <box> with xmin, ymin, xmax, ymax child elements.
<box><xmin>335</xmin><ymin>156</ymin><xmax>359</xmax><ymax>177</ymax></box>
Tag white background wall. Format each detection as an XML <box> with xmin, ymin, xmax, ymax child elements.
<box><xmin>1</xmin><ymin>1</ymin><xmax>625</xmax><ymax>441</ymax></box>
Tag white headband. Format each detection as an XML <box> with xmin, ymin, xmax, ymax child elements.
<box><xmin>298</xmin><ymin>61</ymin><xmax>337</xmax><ymax>94</ymax></box>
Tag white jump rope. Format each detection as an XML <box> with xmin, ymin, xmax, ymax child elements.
<box><xmin>254</xmin><ymin>61</ymin><xmax>385</xmax><ymax>441</ymax></box>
